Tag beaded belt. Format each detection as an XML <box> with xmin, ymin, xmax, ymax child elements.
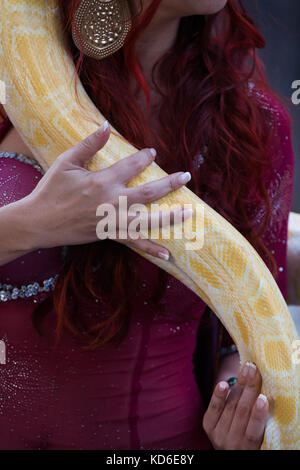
<box><xmin>0</xmin><ymin>276</ymin><xmax>58</xmax><ymax>302</ymax></box>
<box><xmin>0</xmin><ymin>151</ymin><xmax>60</xmax><ymax>302</ymax></box>
<box><xmin>0</xmin><ymin>151</ymin><xmax>45</xmax><ymax>174</ymax></box>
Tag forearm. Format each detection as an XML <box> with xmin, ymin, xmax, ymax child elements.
<box><xmin>0</xmin><ymin>196</ymin><xmax>36</xmax><ymax>265</ymax></box>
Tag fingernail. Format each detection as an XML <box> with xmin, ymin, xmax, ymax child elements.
<box><xmin>178</xmin><ymin>172</ymin><xmax>191</xmax><ymax>185</ymax></box>
<box><xmin>248</xmin><ymin>362</ymin><xmax>257</xmax><ymax>378</ymax></box>
<box><xmin>256</xmin><ymin>394</ymin><xmax>267</xmax><ymax>410</ymax></box>
<box><xmin>150</xmin><ymin>148</ymin><xmax>157</xmax><ymax>157</ymax></box>
<box><xmin>242</xmin><ymin>363</ymin><xmax>249</xmax><ymax>377</ymax></box>
<box><xmin>158</xmin><ymin>251</ymin><xmax>169</xmax><ymax>261</ymax></box>
<box><xmin>219</xmin><ymin>382</ymin><xmax>228</xmax><ymax>392</ymax></box>
<box><xmin>98</xmin><ymin>121</ymin><xmax>109</xmax><ymax>134</ymax></box>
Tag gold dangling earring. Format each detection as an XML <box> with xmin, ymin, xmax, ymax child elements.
<box><xmin>72</xmin><ymin>0</ymin><xmax>132</xmax><ymax>60</ymax></box>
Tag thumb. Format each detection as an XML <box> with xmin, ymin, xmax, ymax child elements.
<box><xmin>62</xmin><ymin>121</ymin><xmax>110</xmax><ymax>168</ymax></box>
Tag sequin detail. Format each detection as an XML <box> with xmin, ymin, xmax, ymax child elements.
<box><xmin>220</xmin><ymin>344</ymin><xmax>238</xmax><ymax>358</ymax></box>
<box><xmin>193</xmin><ymin>146</ymin><xmax>209</xmax><ymax>170</ymax></box>
<box><xmin>0</xmin><ymin>276</ymin><xmax>58</xmax><ymax>302</ymax></box>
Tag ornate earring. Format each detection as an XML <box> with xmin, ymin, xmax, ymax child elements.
<box><xmin>72</xmin><ymin>0</ymin><xmax>132</xmax><ymax>60</ymax></box>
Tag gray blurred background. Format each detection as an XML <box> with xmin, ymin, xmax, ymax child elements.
<box><xmin>244</xmin><ymin>0</ymin><xmax>300</xmax><ymax>211</ymax></box>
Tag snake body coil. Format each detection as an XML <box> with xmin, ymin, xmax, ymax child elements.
<box><xmin>1</xmin><ymin>0</ymin><xmax>300</xmax><ymax>449</ymax></box>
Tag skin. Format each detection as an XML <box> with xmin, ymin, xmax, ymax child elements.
<box><xmin>0</xmin><ymin>0</ymin><xmax>269</xmax><ymax>449</ymax></box>
<box><xmin>0</xmin><ymin>123</ymin><xmax>192</xmax><ymax>264</ymax></box>
<box><xmin>204</xmin><ymin>362</ymin><xmax>269</xmax><ymax>450</ymax></box>
<box><xmin>130</xmin><ymin>0</ymin><xmax>228</xmax><ymax>121</ymax></box>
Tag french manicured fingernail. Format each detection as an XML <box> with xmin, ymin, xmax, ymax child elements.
<box><xmin>97</xmin><ymin>121</ymin><xmax>109</xmax><ymax>135</ymax></box>
<box><xmin>242</xmin><ymin>363</ymin><xmax>249</xmax><ymax>377</ymax></box>
<box><xmin>219</xmin><ymin>382</ymin><xmax>228</xmax><ymax>392</ymax></box>
<box><xmin>150</xmin><ymin>148</ymin><xmax>157</xmax><ymax>157</ymax></box>
<box><xmin>256</xmin><ymin>394</ymin><xmax>267</xmax><ymax>410</ymax></box>
<box><xmin>158</xmin><ymin>251</ymin><xmax>169</xmax><ymax>261</ymax></box>
<box><xmin>247</xmin><ymin>362</ymin><xmax>257</xmax><ymax>378</ymax></box>
<box><xmin>178</xmin><ymin>172</ymin><xmax>191</xmax><ymax>185</ymax></box>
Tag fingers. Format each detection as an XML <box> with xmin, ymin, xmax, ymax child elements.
<box><xmin>203</xmin><ymin>381</ymin><xmax>229</xmax><ymax>435</ymax></box>
<box><xmin>203</xmin><ymin>361</ymin><xmax>269</xmax><ymax>450</ymax></box>
<box><xmin>213</xmin><ymin>380</ymin><xmax>243</xmax><ymax>439</ymax></box>
<box><xmin>228</xmin><ymin>362</ymin><xmax>262</xmax><ymax>445</ymax></box>
<box><xmin>126</xmin><ymin>171</ymin><xmax>192</xmax><ymax>206</ymax></box>
<box><xmin>121</xmin><ymin>238</ymin><xmax>170</xmax><ymax>261</ymax></box>
<box><xmin>115</xmin><ymin>207</ymin><xmax>193</xmax><ymax>248</ymax></box>
<box><xmin>244</xmin><ymin>394</ymin><xmax>269</xmax><ymax>450</ymax></box>
<box><xmin>137</xmin><ymin>206</ymin><xmax>194</xmax><ymax>230</ymax></box>
<box><xmin>106</xmin><ymin>148</ymin><xmax>157</xmax><ymax>185</ymax></box>
<box><xmin>60</xmin><ymin>121</ymin><xmax>111</xmax><ymax>167</ymax></box>
<box><xmin>116</xmin><ymin>207</ymin><xmax>193</xmax><ymax>260</ymax></box>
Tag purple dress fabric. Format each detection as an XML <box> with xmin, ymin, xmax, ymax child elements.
<box><xmin>0</xmin><ymin>91</ymin><xmax>295</xmax><ymax>450</ymax></box>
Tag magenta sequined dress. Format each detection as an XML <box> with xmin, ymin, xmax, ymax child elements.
<box><xmin>0</xmin><ymin>91</ymin><xmax>295</xmax><ymax>450</ymax></box>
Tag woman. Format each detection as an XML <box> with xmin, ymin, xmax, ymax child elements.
<box><xmin>0</xmin><ymin>0</ymin><xmax>294</xmax><ymax>450</ymax></box>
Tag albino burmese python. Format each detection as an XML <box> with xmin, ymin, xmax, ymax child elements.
<box><xmin>0</xmin><ymin>0</ymin><xmax>300</xmax><ymax>450</ymax></box>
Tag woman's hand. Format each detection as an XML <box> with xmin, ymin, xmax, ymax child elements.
<box><xmin>20</xmin><ymin>122</ymin><xmax>192</xmax><ymax>258</ymax></box>
<box><xmin>203</xmin><ymin>362</ymin><xmax>269</xmax><ymax>450</ymax></box>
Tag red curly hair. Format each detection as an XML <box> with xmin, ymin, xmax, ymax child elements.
<box><xmin>33</xmin><ymin>0</ymin><xmax>284</xmax><ymax>347</ymax></box>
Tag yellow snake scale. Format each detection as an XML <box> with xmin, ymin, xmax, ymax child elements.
<box><xmin>0</xmin><ymin>0</ymin><xmax>300</xmax><ymax>450</ymax></box>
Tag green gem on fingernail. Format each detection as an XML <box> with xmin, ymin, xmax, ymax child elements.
<box><xmin>227</xmin><ymin>377</ymin><xmax>237</xmax><ymax>388</ymax></box>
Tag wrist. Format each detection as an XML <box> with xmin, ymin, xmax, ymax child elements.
<box><xmin>18</xmin><ymin>194</ymin><xmax>48</xmax><ymax>252</ymax></box>
<box><xmin>2</xmin><ymin>196</ymin><xmax>42</xmax><ymax>254</ymax></box>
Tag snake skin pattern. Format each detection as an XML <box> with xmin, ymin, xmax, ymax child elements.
<box><xmin>0</xmin><ymin>0</ymin><xmax>299</xmax><ymax>450</ymax></box>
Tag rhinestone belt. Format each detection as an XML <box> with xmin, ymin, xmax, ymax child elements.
<box><xmin>0</xmin><ymin>276</ymin><xmax>58</xmax><ymax>302</ymax></box>
<box><xmin>0</xmin><ymin>151</ymin><xmax>45</xmax><ymax>174</ymax></box>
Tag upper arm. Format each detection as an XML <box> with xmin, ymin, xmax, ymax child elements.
<box><xmin>249</xmin><ymin>93</ymin><xmax>295</xmax><ymax>299</ymax></box>
<box><xmin>265</xmin><ymin>101</ymin><xmax>294</xmax><ymax>299</ymax></box>
<box><xmin>219</xmin><ymin>94</ymin><xmax>295</xmax><ymax>349</ymax></box>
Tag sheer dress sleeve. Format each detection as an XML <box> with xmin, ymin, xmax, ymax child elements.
<box><xmin>248</xmin><ymin>93</ymin><xmax>295</xmax><ymax>299</ymax></box>
<box><xmin>220</xmin><ymin>91</ymin><xmax>295</xmax><ymax>352</ymax></box>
